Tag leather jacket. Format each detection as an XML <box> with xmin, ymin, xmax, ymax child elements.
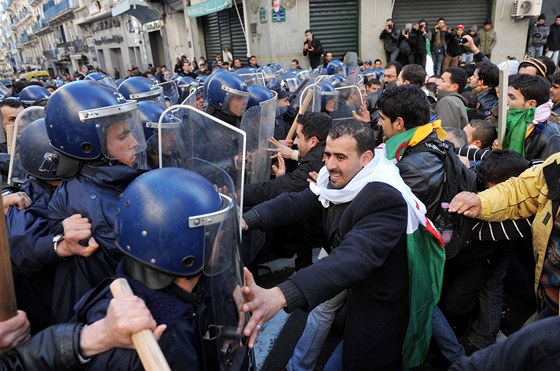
<box><xmin>525</xmin><ymin>121</ymin><xmax>560</xmax><ymax>161</ymax></box>
<box><xmin>396</xmin><ymin>132</ymin><xmax>446</xmax><ymax>220</ymax></box>
<box><xmin>0</xmin><ymin>323</ymin><xmax>84</xmax><ymax>371</ymax></box>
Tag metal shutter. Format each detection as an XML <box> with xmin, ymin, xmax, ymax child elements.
<box><xmin>201</xmin><ymin>2</ymin><xmax>247</xmax><ymax>62</ymax></box>
<box><xmin>309</xmin><ymin>0</ymin><xmax>359</xmax><ymax>60</ymax></box>
<box><xmin>392</xmin><ymin>0</ymin><xmax>492</xmax><ymax>31</ymax></box>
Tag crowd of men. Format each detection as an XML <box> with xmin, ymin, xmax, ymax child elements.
<box><xmin>0</xmin><ymin>12</ymin><xmax>560</xmax><ymax>371</ymax></box>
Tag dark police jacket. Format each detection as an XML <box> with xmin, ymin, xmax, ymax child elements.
<box><xmin>48</xmin><ymin>164</ymin><xmax>145</xmax><ymax>323</ymax></box>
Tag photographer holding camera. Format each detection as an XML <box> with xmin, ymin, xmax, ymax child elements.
<box><xmin>431</xmin><ymin>17</ymin><xmax>448</xmax><ymax>75</ymax></box>
<box><xmin>379</xmin><ymin>18</ymin><xmax>401</xmax><ymax>63</ymax></box>
<box><xmin>411</xmin><ymin>19</ymin><xmax>431</xmax><ymax>69</ymax></box>
<box><xmin>443</xmin><ymin>24</ymin><xmax>465</xmax><ymax>72</ymax></box>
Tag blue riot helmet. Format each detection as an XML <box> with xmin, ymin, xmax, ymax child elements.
<box><xmin>118</xmin><ymin>76</ymin><xmax>164</xmax><ymax>103</ymax></box>
<box><xmin>205</xmin><ymin>71</ymin><xmax>250</xmax><ymax>117</ymax></box>
<box><xmin>247</xmin><ymin>86</ymin><xmax>275</xmax><ymax>109</ymax></box>
<box><xmin>115</xmin><ymin>78</ymin><xmax>125</xmax><ymax>87</ymax></box>
<box><xmin>330</xmin><ymin>74</ymin><xmax>347</xmax><ymax>88</ymax></box>
<box><xmin>45</xmin><ymin>81</ymin><xmax>147</xmax><ymax>169</ymax></box>
<box><xmin>233</xmin><ymin>67</ymin><xmax>257</xmax><ymax>75</ymax></box>
<box><xmin>196</xmin><ymin>74</ymin><xmax>208</xmax><ymax>86</ymax></box>
<box><xmin>84</xmin><ymin>72</ymin><xmax>118</xmax><ymax>89</ymax></box>
<box><xmin>115</xmin><ymin>167</ymin><xmax>234</xmax><ymax>284</ymax></box>
<box><xmin>137</xmin><ymin>101</ymin><xmax>183</xmax><ymax>168</ymax></box>
<box><xmin>176</xmin><ymin>76</ymin><xmax>198</xmax><ymax>96</ymax></box>
<box><xmin>279</xmin><ymin>72</ymin><xmax>299</xmax><ymax>93</ymax></box>
<box><xmin>0</xmin><ymin>83</ymin><xmax>11</xmax><ymax>100</ymax></box>
<box><xmin>268</xmin><ymin>63</ymin><xmax>285</xmax><ymax>76</ymax></box>
<box><xmin>17</xmin><ymin>118</ymin><xmax>60</xmax><ymax>181</ymax></box>
<box><xmin>318</xmin><ymin>81</ymin><xmax>339</xmax><ymax>112</ymax></box>
<box><xmin>19</xmin><ymin>85</ymin><xmax>50</xmax><ymax>107</ymax></box>
<box><xmin>327</xmin><ymin>60</ymin><xmax>347</xmax><ymax>76</ymax></box>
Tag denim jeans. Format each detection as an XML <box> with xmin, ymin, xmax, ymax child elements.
<box><xmin>527</xmin><ymin>45</ymin><xmax>544</xmax><ymax>58</ymax></box>
<box><xmin>546</xmin><ymin>50</ymin><xmax>559</xmax><ymax>66</ymax></box>
<box><xmin>462</xmin><ymin>53</ymin><xmax>474</xmax><ymax>64</ymax></box>
<box><xmin>433</xmin><ymin>51</ymin><xmax>445</xmax><ymax>76</ymax></box>
<box><xmin>323</xmin><ymin>341</ymin><xmax>343</xmax><ymax>371</ymax></box>
<box><xmin>286</xmin><ymin>290</ymin><xmax>348</xmax><ymax>371</ymax></box>
<box><xmin>432</xmin><ymin>306</ymin><xmax>466</xmax><ymax>363</ymax></box>
<box><xmin>468</xmin><ymin>254</ymin><xmax>513</xmax><ymax>349</ymax></box>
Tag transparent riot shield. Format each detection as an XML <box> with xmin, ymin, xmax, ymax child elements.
<box><xmin>158</xmin><ymin>105</ymin><xmax>247</xmax><ymax>212</ymax></box>
<box><xmin>181</xmin><ymin>158</ymin><xmax>252</xmax><ymax>371</ymax></box>
<box><xmin>344</xmin><ymin>52</ymin><xmax>361</xmax><ymax>85</ymax></box>
<box><xmin>0</xmin><ymin>83</ymin><xmax>10</xmax><ymax>99</ymax></box>
<box><xmin>181</xmin><ymin>86</ymin><xmax>205</xmax><ymax>111</ymax></box>
<box><xmin>311</xmin><ymin>84</ymin><xmax>339</xmax><ymax>114</ymax></box>
<box><xmin>8</xmin><ymin>106</ymin><xmax>45</xmax><ymax>186</ymax></box>
<box><xmin>237</xmin><ymin>73</ymin><xmax>266</xmax><ymax>87</ymax></box>
<box><xmin>159</xmin><ymin>80</ymin><xmax>180</xmax><ymax>105</ymax></box>
<box><xmin>240</xmin><ymin>91</ymin><xmax>277</xmax><ymax>184</ymax></box>
<box><xmin>331</xmin><ymin>85</ymin><xmax>363</xmax><ymax>120</ymax></box>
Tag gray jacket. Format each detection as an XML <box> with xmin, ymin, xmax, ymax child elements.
<box><xmin>436</xmin><ymin>90</ymin><xmax>468</xmax><ymax>129</ymax></box>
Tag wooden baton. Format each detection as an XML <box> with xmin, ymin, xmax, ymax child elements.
<box><xmin>110</xmin><ymin>278</ymin><xmax>171</xmax><ymax>371</ymax></box>
<box><xmin>285</xmin><ymin>88</ymin><xmax>314</xmax><ymax>141</ymax></box>
<box><xmin>0</xmin><ymin>177</ymin><xmax>18</xmax><ymax>321</ymax></box>
<box><xmin>5</xmin><ymin>124</ymin><xmax>14</xmax><ymax>155</ymax></box>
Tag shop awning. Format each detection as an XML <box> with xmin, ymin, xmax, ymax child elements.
<box><xmin>185</xmin><ymin>0</ymin><xmax>232</xmax><ymax>17</ymax></box>
<box><xmin>112</xmin><ymin>0</ymin><xmax>160</xmax><ymax>24</ymax></box>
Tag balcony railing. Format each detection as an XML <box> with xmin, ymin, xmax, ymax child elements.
<box><xmin>44</xmin><ymin>0</ymin><xmax>73</xmax><ymax>22</ymax></box>
<box><xmin>43</xmin><ymin>49</ymin><xmax>57</xmax><ymax>59</ymax></box>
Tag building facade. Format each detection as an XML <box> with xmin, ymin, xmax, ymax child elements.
<box><xmin>0</xmin><ymin>0</ymin><xmax>556</xmax><ymax>78</ymax></box>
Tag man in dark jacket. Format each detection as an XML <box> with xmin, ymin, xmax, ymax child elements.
<box><xmin>470</xmin><ymin>61</ymin><xmax>499</xmax><ymax>112</ymax></box>
<box><xmin>552</xmin><ymin>72</ymin><xmax>560</xmax><ymax>115</ymax></box>
<box><xmin>379</xmin><ymin>18</ymin><xmax>400</xmax><ymax>63</ymax></box>
<box><xmin>528</xmin><ymin>14</ymin><xmax>550</xmax><ymax>58</ymax></box>
<box><xmin>303</xmin><ymin>30</ymin><xmax>323</xmax><ymax>69</ymax></box>
<box><xmin>411</xmin><ymin>19</ymin><xmax>431</xmax><ymax>69</ymax></box>
<box><xmin>242</xmin><ymin>121</ymin><xmax>410</xmax><ymax>370</ymax></box>
<box><xmin>244</xmin><ymin>112</ymin><xmax>330</xmax><ymax>207</ymax></box>
<box><xmin>545</xmin><ymin>15</ymin><xmax>560</xmax><ymax>66</ymax></box>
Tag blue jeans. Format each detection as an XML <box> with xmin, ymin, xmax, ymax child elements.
<box><xmin>468</xmin><ymin>254</ymin><xmax>512</xmax><ymax>349</ymax></box>
<box><xmin>432</xmin><ymin>306</ymin><xmax>466</xmax><ymax>363</ymax></box>
<box><xmin>462</xmin><ymin>53</ymin><xmax>474</xmax><ymax>64</ymax></box>
<box><xmin>286</xmin><ymin>290</ymin><xmax>347</xmax><ymax>371</ymax></box>
<box><xmin>323</xmin><ymin>341</ymin><xmax>343</xmax><ymax>371</ymax></box>
<box><xmin>432</xmin><ymin>51</ymin><xmax>445</xmax><ymax>76</ymax></box>
<box><xmin>527</xmin><ymin>45</ymin><xmax>544</xmax><ymax>58</ymax></box>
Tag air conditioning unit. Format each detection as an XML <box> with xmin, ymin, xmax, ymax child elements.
<box><xmin>512</xmin><ymin>0</ymin><xmax>542</xmax><ymax>18</ymax></box>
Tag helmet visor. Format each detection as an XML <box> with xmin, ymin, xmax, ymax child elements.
<box><xmin>283</xmin><ymin>77</ymin><xmax>299</xmax><ymax>93</ymax></box>
<box><xmin>146</xmin><ymin>113</ymin><xmax>187</xmax><ymax>168</ymax></box>
<box><xmin>88</xmin><ymin>102</ymin><xmax>148</xmax><ymax>168</ymax></box>
<box><xmin>222</xmin><ymin>87</ymin><xmax>250</xmax><ymax>117</ymax></box>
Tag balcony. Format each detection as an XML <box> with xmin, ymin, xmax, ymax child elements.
<box><xmin>30</xmin><ymin>0</ymin><xmax>44</xmax><ymax>7</ymax></box>
<box><xmin>44</xmin><ymin>0</ymin><xmax>76</xmax><ymax>25</ymax></box>
<box><xmin>43</xmin><ymin>49</ymin><xmax>57</xmax><ymax>60</ymax></box>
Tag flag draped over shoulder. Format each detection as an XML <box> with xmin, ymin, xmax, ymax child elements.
<box><xmin>310</xmin><ymin>147</ymin><xmax>446</xmax><ymax>367</ymax></box>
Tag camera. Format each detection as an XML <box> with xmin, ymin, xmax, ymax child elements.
<box><xmin>387</xmin><ymin>24</ymin><xmax>393</xmax><ymax>31</ymax></box>
<box><xmin>461</xmin><ymin>37</ymin><xmax>468</xmax><ymax>44</ymax></box>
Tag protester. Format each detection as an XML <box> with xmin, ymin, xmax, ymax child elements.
<box><xmin>303</xmin><ymin>30</ymin><xmax>323</xmax><ymax>69</ymax></box>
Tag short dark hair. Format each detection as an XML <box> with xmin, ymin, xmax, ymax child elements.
<box><xmin>461</xmin><ymin>90</ymin><xmax>478</xmax><ymax>109</ymax></box>
<box><xmin>297</xmin><ymin>112</ymin><xmax>332</xmax><ymax>142</ymax></box>
<box><xmin>292</xmin><ymin>59</ymin><xmax>300</xmax><ymax>64</ymax></box>
<box><xmin>305</xmin><ymin>29</ymin><xmax>312</xmax><ymax>34</ymax></box>
<box><xmin>328</xmin><ymin>119</ymin><xmax>376</xmax><ymax>155</ymax></box>
<box><xmin>400</xmin><ymin>64</ymin><xmax>427</xmax><ymax>86</ymax></box>
<box><xmin>446</xmin><ymin>67</ymin><xmax>468</xmax><ymax>93</ymax></box>
<box><xmin>461</xmin><ymin>63</ymin><xmax>476</xmax><ymax>78</ymax></box>
<box><xmin>437</xmin><ymin>17</ymin><xmax>445</xmax><ymax>22</ymax></box>
<box><xmin>468</xmin><ymin>119</ymin><xmax>497</xmax><ymax>149</ymax></box>
<box><xmin>378</xmin><ymin>85</ymin><xmax>430</xmax><ymax>130</ymax></box>
<box><xmin>475</xmin><ymin>61</ymin><xmax>499</xmax><ymax>87</ymax></box>
<box><xmin>249</xmin><ymin>55</ymin><xmax>257</xmax><ymax>60</ymax></box>
<box><xmin>0</xmin><ymin>97</ymin><xmax>22</xmax><ymax>109</ymax></box>
<box><xmin>366</xmin><ymin>79</ymin><xmax>381</xmax><ymax>88</ymax></box>
<box><xmin>385</xmin><ymin>61</ymin><xmax>403</xmax><ymax>75</ymax></box>
<box><xmin>423</xmin><ymin>82</ymin><xmax>438</xmax><ymax>95</ymax></box>
<box><xmin>552</xmin><ymin>71</ymin><xmax>560</xmax><ymax>86</ymax></box>
<box><xmin>374</xmin><ymin>59</ymin><xmax>382</xmax><ymax>64</ymax></box>
<box><xmin>508</xmin><ymin>73</ymin><xmax>551</xmax><ymax>106</ymax></box>
<box><xmin>537</xmin><ymin>56</ymin><xmax>556</xmax><ymax>78</ymax></box>
<box><xmin>443</xmin><ymin>127</ymin><xmax>467</xmax><ymax>148</ymax></box>
<box><xmin>476</xmin><ymin>150</ymin><xmax>530</xmax><ymax>186</ymax></box>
